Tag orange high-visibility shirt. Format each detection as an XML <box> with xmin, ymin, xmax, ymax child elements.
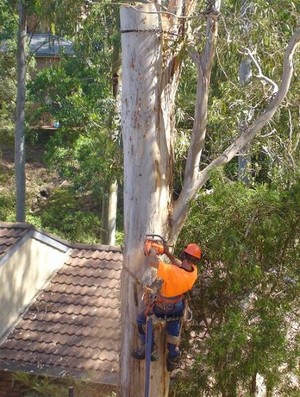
<box><xmin>157</xmin><ymin>261</ymin><xmax>198</xmax><ymax>298</ymax></box>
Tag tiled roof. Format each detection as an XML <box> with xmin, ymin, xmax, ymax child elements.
<box><xmin>0</xmin><ymin>223</ymin><xmax>122</xmax><ymax>385</ymax></box>
<box><xmin>29</xmin><ymin>34</ymin><xmax>74</xmax><ymax>57</ymax></box>
<box><xmin>0</xmin><ymin>34</ymin><xmax>73</xmax><ymax>57</ymax></box>
<box><xmin>0</xmin><ymin>223</ymin><xmax>32</xmax><ymax>258</ymax></box>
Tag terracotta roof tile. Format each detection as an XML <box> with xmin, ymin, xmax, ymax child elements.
<box><xmin>0</xmin><ymin>224</ymin><xmax>30</xmax><ymax>257</ymax></box>
<box><xmin>0</xmin><ymin>223</ymin><xmax>123</xmax><ymax>385</ymax></box>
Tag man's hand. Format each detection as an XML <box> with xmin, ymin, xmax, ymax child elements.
<box><xmin>143</xmin><ymin>239</ymin><xmax>152</xmax><ymax>256</ymax></box>
<box><xmin>144</xmin><ymin>239</ymin><xmax>164</xmax><ymax>256</ymax></box>
<box><xmin>164</xmin><ymin>244</ymin><xmax>171</xmax><ymax>255</ymax></box>
<box><xmin>148</xmin><ymin>248</ymin><xmax>158</xmax><ymax>256</ymax></box>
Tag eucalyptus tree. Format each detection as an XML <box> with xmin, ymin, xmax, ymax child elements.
<box><xmin>119</xmin><ymin>0</ymin><xmax>300</xmax><ymax>396</ymax></box>
<box><xmin>205</xmin><ymin>0</ymin><xmax>300</xmax><ymax>185</ymax></box>
<box><xmin>175</xmin><ymin>0</ymin><xmax>300</xmax><ymax>186</ymax></box>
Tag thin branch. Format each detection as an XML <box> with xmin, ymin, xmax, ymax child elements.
<box><xmin>245</xmin><ymin>47</ymin><xmax>279</xmax><ymax>95</ymax></box>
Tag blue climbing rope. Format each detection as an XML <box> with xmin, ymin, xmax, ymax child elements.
<box><xmin>144</xmin><ymin>315</ymin><xmax>153</xmax><ymax>397</ymax></box>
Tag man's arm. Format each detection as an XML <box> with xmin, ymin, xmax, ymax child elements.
<box><xmin>164</xmin><ymin>246</ymin><xmax>182</xmax><ymax>267</ymax></box>
<box><xmin>145</xmin><ymin>246</ymin><xmax>182</xmax><ymax>268</ymax></box>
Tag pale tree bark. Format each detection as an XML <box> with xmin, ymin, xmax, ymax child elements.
<box><xmin>101</xmin><ymin>182</ymin><xmax>118</xmax><ymax>245</ymax></box>
<box><xmin>172</xmin><ymin>2</ymin><xmax>220</xmax><ymax>240</ymax></box>
<box><xmin>238</xmin><ymin>0</ymin><xmax>254</xmax><ymax>183</ymax></box>
<box><xmin>106</xmin><ymin>44</ymin><xmax>122</xmax><ymax>246</ymax></box>
<box><xmin>119</xmin><ymin>5</ymin><xmax>172</xmax><ymax>396</ymax></box>
<box><xmin>107</xmin><ymin>180</ymin><xmax>118</xmax><ymax>245</ymax></box>
<box><xmin>102</xmin><ymin>43</ymin><xmax>121</xmax><ymax>246</ymax></box>
<box><xmin>15</xmin><ymin>0</ymin><xmax>27</xmax><ymax>222</ymax></box>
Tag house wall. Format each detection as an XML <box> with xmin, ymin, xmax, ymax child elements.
<box><xmin>0</xmin><ymin>372</ymin><xmax>76</xmax><ymax>397</ymax></box>
<box><xmin>0</xmin><ymin>233</ymin><xmax>70</xmax><ymax>338</ymax></box>
<box><xmin>0</xmin><ymin>371</ymin><xmax>28</xmax><ymax>397</ymax></box>
<box><xmin>35</xmin><ymin>56</ymin><xmax>60</xmax><ymax>71</ymax></box>
<box><xmin>0</xmin><ymin>371</ymin><xmax>116</xmax><ymax>397</ymax></box>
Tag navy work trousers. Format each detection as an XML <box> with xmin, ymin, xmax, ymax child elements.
<box><xmin>136</xmin><ymin>299</ymin><xmax>184</xmax><ymax>358</ymax></box>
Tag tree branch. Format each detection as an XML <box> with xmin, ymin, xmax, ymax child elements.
<box><xmin>170</xmin><ymin>7</ymin><xmax>220</xmax><ymax>241</ymax></box>
<box><xmin>245</xmin><ymin>47</ymin><xmax>279</xmax><ymax>95</ymax></box>
<box><xmin>172</xmin><ymin>27</ymin><xmax>300</xmax><ymax>238</ymax></box>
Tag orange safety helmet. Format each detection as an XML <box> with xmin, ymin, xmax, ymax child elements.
<box><xmin>184</xmin><ymin>243</ymin><xmax>202</xmax><ymax>260</ymax></box>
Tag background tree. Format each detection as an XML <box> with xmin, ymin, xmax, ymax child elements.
<box><xmin>175</xmin><ymin>0</ymin><xmax>300</xmax><ymax>188</ymax></box>
<box><xmin>2</xmin><ymin>0</ymin><xmax>87</xmax><ymax>222</ymax></box>
<box><xmin>203</xmin><ymin>0</ymin><xmax>300</xmax><ymax>186</ymax></box>
<box><xmin>15</xmin><ymin>0</ymin><xmax>26</xmax><ymax>221</ymax></box>
<box><xmin>28</xmin><ymin>2</ymin><xmax>122</xmax><ymax>244</ymax></box>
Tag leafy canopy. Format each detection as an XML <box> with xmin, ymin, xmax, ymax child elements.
<box><xmin>175</xmin><ymin>170</ymin><xmax>300</xmax><ymax>396</ymax></box>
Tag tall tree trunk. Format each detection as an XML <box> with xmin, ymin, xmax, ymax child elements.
<box><xmin>102</xmin><ymin>40</ymin><xmax>121</xmax><ymax>245</ymax></box>
<box><xmin>119</xmin><ymin>2</ymin><xmax>218</xmax><ymax>395</ymax></box>
<box><xmin>15</xmin><ymin>0</ymin><xmax>26</xmax><ymax>222</ymax></box>
<box><xmin>238</xmin><ymin>0</ymin><xmax>254</xmax><ymax>183</ymax></box>
<box><xmin>119</xmin><ymin>3</ymin><xmax>179</xmax><ymax>396</ymax></box>
<box><xmin>101</xmin><ymin>182</ymin><xmax>118</xmax><ymax>245</ymax></box>
<box><xmin>107</xmin><ymin>180</ymin><xmax>118</xmax><ymax>245</ymax></box>
<box><xmin>101</xmin><ymin>195</ymin><xmax>109</xmax><ymax>243</ymax></box>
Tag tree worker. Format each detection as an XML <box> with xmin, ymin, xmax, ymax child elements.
<box><xmin>132</xmin><ymin>242</ymin><xmax>202</xmax><ymax>371</ymax></box>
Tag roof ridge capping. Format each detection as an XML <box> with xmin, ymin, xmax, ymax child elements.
<box><xmin>0</xmin><ymin>222</ymin><xmax>122</xmax><ymax>252</ymax></box>
<box><xmin>0</xmin><ymin>221</ymin><xmax>35</xmax><ymax>230</ymax></box>
<box><xmin>71</xmin><ymin>241</ymin><xmax>122</xmax><ymax>252</ymax></box>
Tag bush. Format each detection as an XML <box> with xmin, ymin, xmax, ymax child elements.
<box><xmin>0</xmin><ymin>194</ymin><xmax>16</xmax><ymax>221</ymax></box>
<box><xmin>174</xmin><ymin>171</ymin><xmax>300</xmax><ymax>396</ymax></box>
<box><xmin>30</xmin><ymin>188</ymin><xmax>103</xmax><ymax>244</ymax></box>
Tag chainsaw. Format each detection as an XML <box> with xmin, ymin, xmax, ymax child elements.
<box><xmin>143</xmin><ymin>234</ymin><xmax>169</xmax><ymax>256</ymax></box>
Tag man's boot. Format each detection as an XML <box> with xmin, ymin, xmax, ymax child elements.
<box><xmin>131</xmin><ymin>344</ymin><xmax>158</xmax><ymax>361</ymax></box>
<box><xmin>166</xmin><ymin>353</ymin><xmax>180</xmax><ymax>372</ymax></box>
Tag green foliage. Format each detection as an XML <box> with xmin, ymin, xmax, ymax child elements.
<box><xmin>0</xmin><ymin>1</ymin><xmax>39</xmax><ymax>136</ymax></box>
<box><xmin>26</xmin><ymin>0</ymin><xmax>87</xmax><ymax>37</ymax></box>
<box><xmin>0</xmin><ymin>0</ymin><xmax>122</xmax><ymax>242</ymax></box>
<box><xmin>0</xmin><ymin>2</ymin><xmax>17</xmax><ymax>135</ymax></box>
<box><xmin>174</xmin><ymin>172</ymin><xmax>300</xmax><ymax>396</ymax></box>
<box><xmin>0</xmin><ymin>194</ymin><xmax>16</xmax><ymax>221</ymax></box>
<box><xmin>0</xmin><ymin>140</ymin><xmax>16</xmax><ymax>220</ymax></box>
<box><xmin>0</xmin><ymin>1</ymin><xmax>17</xmax><ymax>40</ymax></box>
<box><xmin>29</xmin><ymin>187</ymin><xmax>103</xmax><ymax>244</ymax></box>
<box><xmin>28</xmin><ymin>3</ymin><xmax>122</xmax><ymax>197</ymax></box>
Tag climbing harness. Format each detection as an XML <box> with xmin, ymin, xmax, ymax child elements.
<box><xmin>154</xmin><ymin>294</ymin><xmax>184</xmax><ymax>311</ymax></box>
